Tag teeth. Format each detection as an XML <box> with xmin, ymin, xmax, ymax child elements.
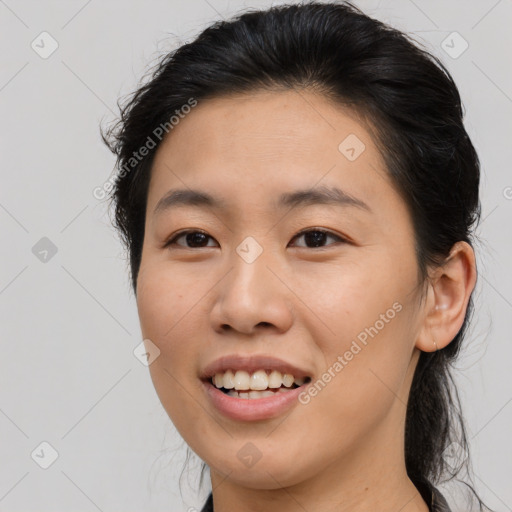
<box><xmin>233</xmin><ymin>370</ymin><xmax>250</xmax><ymax>390</ymax></box>
<box><xmin>223</xmin><ymin>370</ymin><xmax>235</xmax><ymax>389</ymax></box>
<box><xmin>211</xmin><ymin>369</ymin><xmax>309</xmax><ymax>391</ymax></box>
<box><xmin>268</xmin><ymin>370</ymin><xmax>282</xmax><ymax>388</ymax></box>
<box><xmin>250</xmin><ymin>370</ymin><xmax>269</xmax><ymax>390</ymax></box>
<box><xmin>226</xmin><ymin>388</ymin><xmax>295</xmax><ymax>399</ymax></box>
<box><xmin>282</xmin><ymin>374</ymin><xmax>294</xmax><ymax>387</ymax></box>
<box><xmin>249</xmin><ymin>390</ymin><xmax>274</xmax><ymax>399</ymax></box>
<box><xmin>213</xmin><ymin>373</ymin><xmax>223</xmax><ymax>388</ymax></box>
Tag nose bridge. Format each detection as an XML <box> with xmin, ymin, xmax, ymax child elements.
<box><xmin>228</xmin><ymin>235</ymin><xmax>275</xmax><ymax>304</ymax></box>
<box><xmin>211</xmin><ymin>235</ymin><xmax>293</xmax><ymax>334</ymax></box>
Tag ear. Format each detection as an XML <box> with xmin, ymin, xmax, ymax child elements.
<box><xmin>415</xmin><ymin>241</ymin><xmax>477</xmax><ymax>352</ymax></box>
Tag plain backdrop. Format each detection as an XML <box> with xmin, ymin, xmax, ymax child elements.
<box><xmin>1</xmin><ymin>1</ymin><xmax>511</xmax><ymax>511</ymax></box>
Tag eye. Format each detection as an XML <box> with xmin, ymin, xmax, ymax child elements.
<box><xmin>289</xmin><ymin>228</ymin><xmax>347</xmax><ymax>248</ymax></box>
<box><xmin>164</xmin><ymin>228</ymin><xmax>347</xmax><ymax>250</ymax></box>
<box><xmin>164</xmin><ymin>230</ymin><xmax>218</xmax><ymax>249</ymax></box>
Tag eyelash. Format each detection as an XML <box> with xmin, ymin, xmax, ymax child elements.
<box><xmin>163</xmin><ymin>228</ymin><xmax>348</xmax><ymax>250</ymax></box>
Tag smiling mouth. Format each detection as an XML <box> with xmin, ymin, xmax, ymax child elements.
<box><xmin>209</xmin><ymin>369</ymin><xmax>312</xmax><ymax>399</ymax></box>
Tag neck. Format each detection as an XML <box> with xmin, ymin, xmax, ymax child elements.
<box><xmin>209</xmin><ymin>461</ymin><xmax>429</xmax><ymax>512</ymax></box>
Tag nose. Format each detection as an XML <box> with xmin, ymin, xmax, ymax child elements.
<box><xmin>210</xmin><ymin>247</ymin><xmax>294</xmax><ymax>336</ymax></box>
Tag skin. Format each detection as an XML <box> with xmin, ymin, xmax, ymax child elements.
<box><xmin>136</xmin><ymin>89</ymin><xmax>476</xmax><ymax>512</ymax></box>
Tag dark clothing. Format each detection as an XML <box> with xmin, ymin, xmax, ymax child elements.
<box><xmin>200</xmin><ymin>479</ymin><xmax>451</xmax><ymax>511</ymax></box>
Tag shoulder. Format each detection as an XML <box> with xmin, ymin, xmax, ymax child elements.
<box><xmin>200</xmin><ymin>493</ymin><xmax>213</xmax><ymax>512</ymax></box>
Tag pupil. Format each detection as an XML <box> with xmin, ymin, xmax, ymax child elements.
<box><xmin>305</xmin><ymin>231</ymin><xmax>326</xmax><ymax>247</ymax></box>
<box><xmin>187</xmin><ymin>232</ymin><xmax>207</xmax><ymax>247</ymax></box>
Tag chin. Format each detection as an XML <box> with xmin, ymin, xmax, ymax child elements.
<box><xmin>205</xmin><ymin>448</ymin><xmax>315</xmax><ymax>489</ymax></box>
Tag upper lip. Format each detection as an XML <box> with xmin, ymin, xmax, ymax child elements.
<box><xmin>200</xmin><ymin>354</ymin><xmax>312</xmax><ymax>380</ymax></box>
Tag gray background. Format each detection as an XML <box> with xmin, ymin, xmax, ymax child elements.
<box><xmin>1</xmin><ymin>1</ymin><xmax>511</xmax><ymax>511</ymax></box>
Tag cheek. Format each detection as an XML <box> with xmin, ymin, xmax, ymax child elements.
<box><xmin>292</xmin><ymin>256</ymin><xmax>402</xmax><ymax>343</ymax></box>
<box><xmin>294</xmin><ymin>255</ymin><xmax>417</xmax><ymax>417</ymax></box>
<box><xmin>136</xmin><ymin>264</ymin><xmax>195</xmax><ymax>375</ymax></box>
<box><xmin>136</xmin><ymin>265</ymin><xmax>211</xmax><ymax>433</ymax></box>
<box><xmin>136</xmin><ymin>261</ymin><xmax>202</xmax><ymax>340</ymax></box>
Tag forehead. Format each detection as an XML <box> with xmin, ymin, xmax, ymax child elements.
<box><xmin>154</xmin><ymin>89</ymin><xmax>373</xmax><ymax>166</ymax></box>
<box><xmin>147</xmin><ymin>89</ymin><xmax>395</xmax><ymax>219</ymax></box>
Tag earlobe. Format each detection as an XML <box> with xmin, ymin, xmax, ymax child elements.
<box><xmin>415</xmin><ymin>241</ymin><xmax>477</xmax><ymax>353</ymax></box>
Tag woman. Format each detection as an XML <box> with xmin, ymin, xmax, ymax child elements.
<box><xmin>102</xmin><ymin>2</ymin><xmax>492</xmax><ymax>511</ymax></box>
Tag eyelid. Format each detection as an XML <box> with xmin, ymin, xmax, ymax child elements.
<box><xmin>289</xmin><ymin>228</ymin><xmax>348</xmax><ymax>247</ymax></box>
<box><xmin>163</xmin><ymin>228</ymin><xmax>217</xmax><ymax>248</ymax></box>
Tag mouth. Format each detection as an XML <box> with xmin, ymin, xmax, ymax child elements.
<box><xmin>208</xmin><ymin>369</ymin><xmax>312</xmax><ymax>399</ymax></box>
<box><xmin>200</xmin><ymin>355</ymin><xmax>314</xmax><ymax>420</ymax></box>
<box><xmin>201</xmin><ymin>367</ymin><xmax>313</xmax><ymax>421</ymax></box>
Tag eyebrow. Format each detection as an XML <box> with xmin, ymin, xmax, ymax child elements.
<box><xmin>153</xmin><ymin>185</ymin><xmax>371</xmax><ymax>216</ymax></box>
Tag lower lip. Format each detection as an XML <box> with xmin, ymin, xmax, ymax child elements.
<box><xmin>202</xmin><ymin>381</ymin><xmax>306</xmax><ymax>422</ymax></box>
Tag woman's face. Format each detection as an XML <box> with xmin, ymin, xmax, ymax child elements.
<box><xmin>136</xmin><ymin>89</ymin><xmax>426</xmax><ymax>489</ymax></box>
